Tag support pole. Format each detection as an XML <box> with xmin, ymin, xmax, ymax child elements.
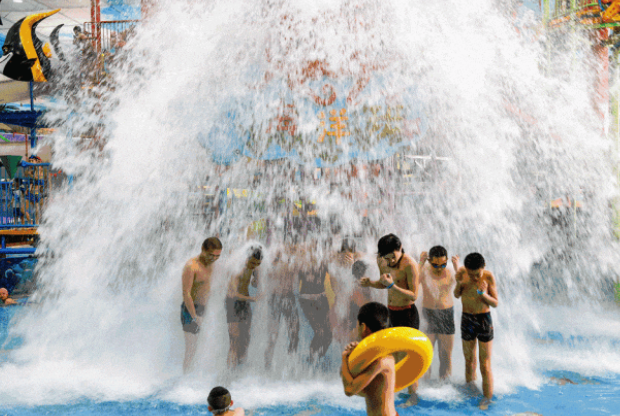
<box><xmin>90</xmin><ymin>0</ymin><xmax>101</xmax><ymax>55</ymax></box>
<box><xmin>593</xmin><ymin>29</ymin><xmax>610</xmax><ymax>134</ymax></box>
<box><xmin>141</xmin><ymin>0</ymin><xmax>155</xmax><ymax>20</ymax></box>
<box><xmin>29</xmin><ymin>81</ymin><xmax>36</xmax><ymax>151</ymax></box>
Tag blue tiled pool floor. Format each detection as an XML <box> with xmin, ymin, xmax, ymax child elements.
<box><xmin>1</xmin><ymin>372</ymin><xmax>618</xmax><ymax>416</ymax></box>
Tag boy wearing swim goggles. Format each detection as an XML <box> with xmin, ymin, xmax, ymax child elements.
<box><xmin>419</xmin><ymin>246</ymin><xmax>458</xmax><ymax>381</ymax></box>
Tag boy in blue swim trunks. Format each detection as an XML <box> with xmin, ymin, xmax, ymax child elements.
<box><xmin>454</xmin><ymin>252</ymin><xmax>499</xmax><ymax>410</ymax></box>
<box><xmin>419</xmin><ymin>246</ymin><xmax>457</xmax><ymax>380</ymax></box>
<box><xmin>181</xmin><ymin>237</ymin><xmax>222</xmax><ymax>373</ymax></box>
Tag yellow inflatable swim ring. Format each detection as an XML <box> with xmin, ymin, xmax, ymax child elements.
<box><xmin>348</xmin><ymin>327</ymin><xmax>433</xmax><ymax>391</ymax></box>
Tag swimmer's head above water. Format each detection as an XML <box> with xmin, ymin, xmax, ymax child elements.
<box><xmin>0</xmin><ymin>288</ymin><xmax>9</xmax><ymax>301</ymax></box>
<box><xmin>201</xmin><ymin>237</ymin><xmax>223</xmax><ymax>264</ymax></box>
<box><xmin>208</xmin><ymin>386</ymin><xmax>232</xmax><ymax>415</ymax></box>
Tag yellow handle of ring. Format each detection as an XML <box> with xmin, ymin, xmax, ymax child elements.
<box><xmin>348</xmin><ymin>327</ymin><xmax>434</xmax><ymax>391</ymax></box>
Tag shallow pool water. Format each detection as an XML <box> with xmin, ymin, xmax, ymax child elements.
<box><xmin>2</xmin><ymin>304</ymin><xmax>619</xmax><ymax>416</ymax></box>
<box><xmin>1</xmin><ymin>373</ymin><xmax>619</xmax><ymax>416</ymax></box>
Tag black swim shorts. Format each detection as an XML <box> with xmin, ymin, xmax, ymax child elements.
<box><xmin>225</xmin><ymin>298</ymin><xmax>253</xmax><ymax>324</ymax></box>
<box><xmin>388</xmin><ymin>304</ymin><xmax>420</xmax><ymax>330</ymax></box>
<box><xmin>461</xmin><ymin>312</ymin><xmax>494</xmax><ymax>343</ymax></box>
<box><xmin>181</xmin><ymin>302</ymin><xmax>205</xmax><ymax>334</ymax></box>
<box><xmin>269</xmin><ymin>293</ymin><xmax>298</xmax><ymax>321</ymax></box>
<box><xmin>423</xmin><ymin>307</ymin><xmax>455</xmax><ymax>335</ymax></box>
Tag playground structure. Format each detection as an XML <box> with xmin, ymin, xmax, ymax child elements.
<box><xmin>0</xmin><ymin>157</ymin><xmax>50</xmax><ymax>298</ymax></box>
<box><xmin>2</xmin><ymin>1</ymin><xmax>618</xmax><ymax>298</ymax></box>
<box><xmin>543</xmin><ymin>0</ymin><xmax>620</xmax><ymax>129</ymax></box>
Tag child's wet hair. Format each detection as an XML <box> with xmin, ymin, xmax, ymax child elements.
<box><xmin>357</xmin><ymin>302</ymin><xmax>389</xmax><ymax>333</ymax></box>
<box><xmin>377</xmin><ymin>234</ymin><xmax>402</xmax><ymax>257</ymax></box>
<box><xmin>202</xmin><ymin>237</ymin><xmax>223</xmax><ymax>251</ymax></box>
<box><xmin>464</xmin><ymin>252</ymin><xmax>485</xmax><ymax>270</ymax></box>
<box><xmin>250</xmin><ymin>245</ymin><xmax>263</xmax><ymax>260</ymax></box>
<box><xmin>208</xmin><ymin>386</ymin><xmax>231</xmax><ymax>412</ymax></box>
<box><xmin>429</xmin><ymin>245</ymin><xmax>447</xmax><ymax>259</ymax></box>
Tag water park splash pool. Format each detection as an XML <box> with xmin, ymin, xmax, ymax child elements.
<box><xmin>1</xmin><ymin>305</ymin><xmax>620</xmax><ymax>415</ymax></box>
<box><xmin>2</xmin><ymin>294</ymin><xmax>620</xmax><ymax>415</ymax></box>
<box><xmin>2</xmin><ymin>0</ymin><xmax>620</xmax><ymax>415</ymax></box>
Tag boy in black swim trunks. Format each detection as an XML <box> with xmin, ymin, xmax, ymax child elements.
<box><xmin>360</xmin><ymin>234</ymin><xmax>420</xmax><ymax>406</ymax></box>
<box><xmin>419</xmin><ymin>246</ymin><xmax>456</xmax><ymax>380</ymax></box>
<box><xmin>226</xmin><ymin>246</ymin><xmax>262</xmax><ymax>367</ymax></box>
<box><xmin>454</xmin><ymin>253</ymin><xmax>499</xmax><ymax>410</ymax></box>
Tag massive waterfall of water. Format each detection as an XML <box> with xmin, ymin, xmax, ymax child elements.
<box><xmin>1</xmin><ymin>0</ymin><xmax>619</xmax><ymax>409</ymax></box>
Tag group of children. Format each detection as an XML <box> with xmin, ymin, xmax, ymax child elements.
<box><xmin>350</xmin><ymin>234</ymin><xmax>499</xmax><ymax>413</ymax></box>
<box><xmin>184</xmin><ymin>233</ymin><xmax>499</xmax><ymax>415</ymax></box>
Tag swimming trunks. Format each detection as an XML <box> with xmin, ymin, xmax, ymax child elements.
<box><xmin>299</xmin><ymin>263</ymin><xmax>328</xmax><ymax>295</ymax></box>
<box><xmin>269</xmin><ymin>293</ymin><xmax>300</xmax><ymax>353</ymax></box>
<box><xmin>180</xmin><ymin>302</ymin><xmax>205</xmax><ymax>334</ymax></box>
<box><xmin>225</xmin><ymin>298</ymin><xmax>253</xmax><ymax>324</ymax></box>
<box><xmin>298</xmin><ymin>293</ymin><xmax>329</xmax><ymax>316</ymax></box>
<box><xmin>461</xmin><ymin>312</ymin><xmax>493</xmax><ymax>342</ymax></box>
<box><xmin>388</xmin><ymin>304</ymin><xmax>420</xmax><ymax>330</ymax></box>
<box><xmin>269</xmin><ymin>293</ymin><xmax>298</xmax><ymax>321</ymax></box>
<box><xmin>299</xmin><ymin>294</ymin><xmax>332</xmax><ymax>358</ymax></box>
<box><xmin>423</xmin><ymin>307</ymin><xmax>455</xmax><ymax>335</ymax></box>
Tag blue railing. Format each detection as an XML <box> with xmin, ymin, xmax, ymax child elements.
<box><xmin>0</xmin><ymin>161</ymin><xmax>51</xmax><ymax>229</ymax></box>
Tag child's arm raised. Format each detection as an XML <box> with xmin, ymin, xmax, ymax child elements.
<box><xmin>454</xmin><ymin>268</ymin><xmax>465</xmax><ymax>299</ymax></box>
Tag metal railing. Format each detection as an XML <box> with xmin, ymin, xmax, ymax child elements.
<box><xmin>84</xmin><ymin>20</ymin><xmax>139</xmax><ymax>54</ymax></box>
<box><xmin>0</xmin><ymin>162</ymin><xmax>52</xmax><ymax>229</ymax></box>
<box><xmin>76</xmin><ymin>20</ymin><xmax>140</xmax><ymax>81</ymax></box>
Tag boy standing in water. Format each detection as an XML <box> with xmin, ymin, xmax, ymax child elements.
<box><xmin>264</xmin><ymin>242</ymin><xmax>300</xmax><ymax>369</ymax></box>
<box><xmin>181</xmin><ymin>237</ymin><xmax>222</xmax><ymax>373</ymax></box>
<box><xmin>454</xmin><ymin>252</ymin><xmax>499</xmax><ymax>410</ymax></box>
<box><xmin>360</xmin><ymin>234</ymin><xmax>420</xmax><ymax>405</ymax></box>
<box><xmin>341</xmin><ymin>302</ymin><xmax>397</xmax><ymax>416</ymax></box>
<box><xmin>419</xmin><ymin>246</ymin><xmax>456</xmax><ymax>380</ymax></box>
<box><xmin>207</xmin><ymin>386</ymin><xmax>245</xmax><ymax>416</ymax></box>
<box><xmin>226</xmin><ymin>246</ymin><xmax>262</xmax><ymax>367</ymax></box>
